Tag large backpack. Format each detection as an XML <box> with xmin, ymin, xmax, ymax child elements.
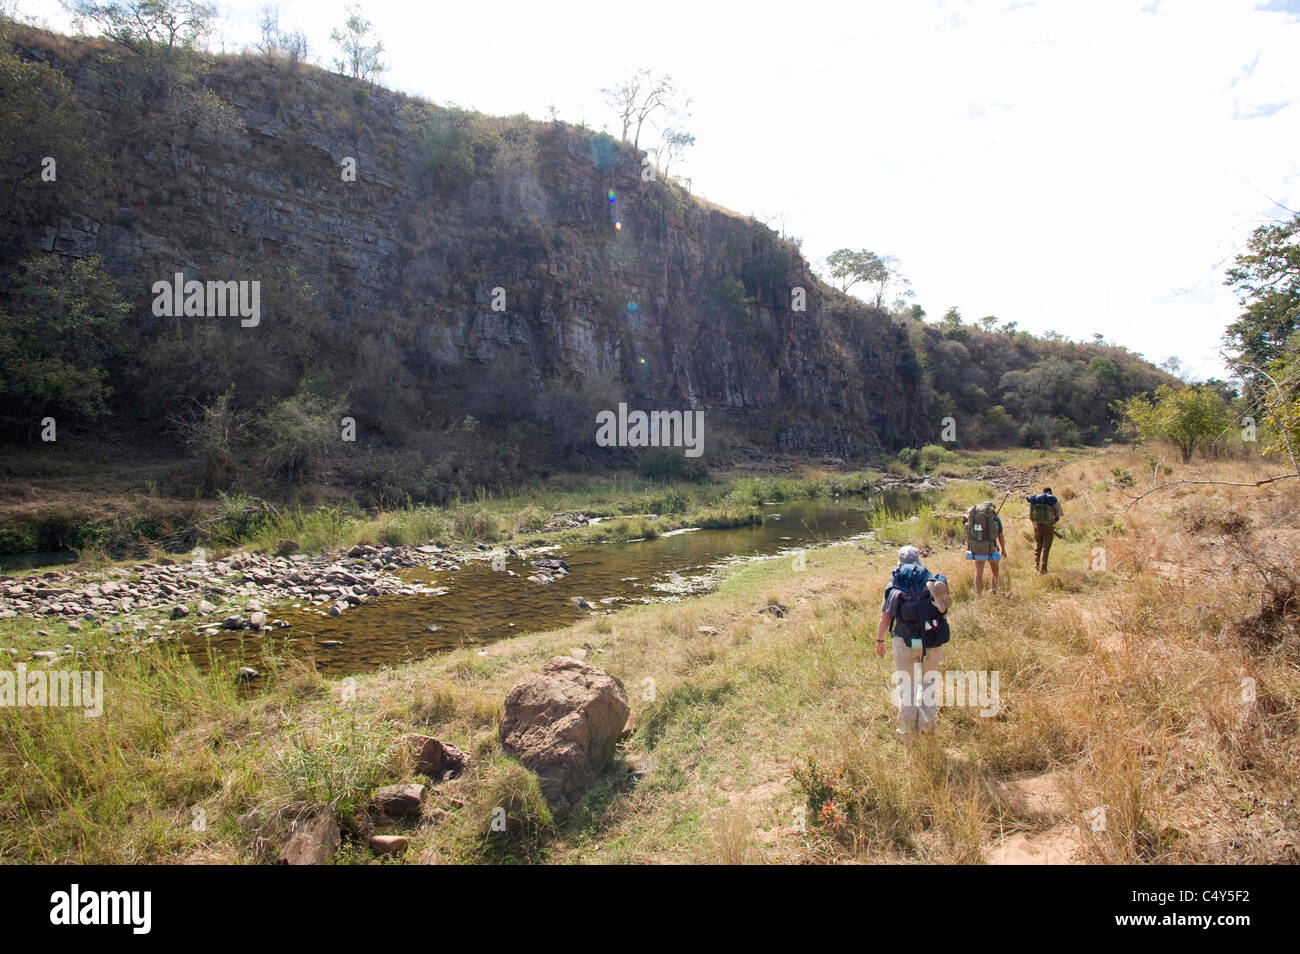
<box><xmin>1028</xmin><ymin>493</ymin><xmax>1056</xmax><ymax>525</ymax></box>
<box><xmin>889</xmin><ymin>563</ymin><xmax>932</xmax><ymax>642</ymax></box>
<box><xmin>965</xmin><ymin>502</ymin><xmax>999</xmax><ymax>555</ymax></box>
<box><xmin>888</xmin><ymin>565</ymin><xmax>949</xmax><ymax>649</ymax></box>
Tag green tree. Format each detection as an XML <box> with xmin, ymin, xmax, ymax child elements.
<box><xmin>826</xmin><ymin>248</ymin><xmax>879</xmax><ymax>294</ymax></box>
<box><xmin>330</xmin><ymin>2</ymin><xmax>386</xmax><ymax>82</ymax></box>
<box><xmin>0</xmin><ymin>254</ymin><xmax>131</xmax><ymax>437</ymax></box>
<box><xmin>61</xmin><ymin>0</ymin><xmax>216</xmax><ymax>53</ymax></box>
<box><xmin>258</xmin><ymin>387</ymin><xmax>345</xmax><ymax>483</ymax></box>
<box><xmin>1119</xmin><ymin>384</ymin><xmax>1230</xmax><ymax>463</ymax></box>
<box><xmin>1224</xmin><ymin>211</ymin><xmax>1300</xmax><ymax>379</ymax></box>
<box><xmin>826</xmin><ymin>248</ymin><xmax>905</xmax><ymax>307</ymax></box>
<box><xmin>0</xmin><ymin>21</ymin><xmax>96</xmax><ymax>204</ymax></box>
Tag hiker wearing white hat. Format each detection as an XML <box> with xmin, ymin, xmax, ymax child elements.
<box><xmin>877</xmin><ymin>546</ymin><xmax>952</xmax><ymax>738</ymax></box>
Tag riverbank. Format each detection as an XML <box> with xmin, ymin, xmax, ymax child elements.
<box><xmin>5</xmin><ymin>446</ymin><xmax>1293</xmax><ymax>864</ymax></box>
<box><xmin>0</xmin><ymin>464</ymin><xmax>956</xmax><ymax>670</ymax></box>
<box><xmin>0</xmin><ymin>445</ymin><xmax>1083</xmax><ymax>566</ymax></box>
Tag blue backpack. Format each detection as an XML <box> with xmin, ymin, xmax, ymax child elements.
<box><xmin>889</xmin><ymin>564</ymin><xmax>931</xmax><ymax>641</ymax></box>
<box><xmin>887</xmin><ymin>564</ymin><xmax>950</xmax><ymax>649</ymax></box>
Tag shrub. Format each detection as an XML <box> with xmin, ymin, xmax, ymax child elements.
<box><xmin>918</xmin><ymin>444</ymin><xmax>956</xmax><ymax>471</ymax></box>
<box><xmin>257</xmin><ymin>389</ymin><xmax>344</xmax><ymax>483</ymax></box>
<box><xmin>0</xmin><ymin>254</ymin><xmax>130</xmax><ymax>437</ymax></box>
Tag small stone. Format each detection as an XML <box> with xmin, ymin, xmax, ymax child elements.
<box><xmin>371</xmin><ymin>783</ymin><xmax>426</xmax><ymax>817</ymax></box>
<box><xmin>320</xmin><ymin>640</ymin><xmax>343</xmax><ymax>648</ymax></box>
<box><xmin>249</xmin><ymin>611</ymin><xmax>267</xmax><ymax>629</ymax></box>
<box><xmin>170</xmin><ymin>604</ymin><xmax>189</xmax><ymax>619</ymax></box>
<box><xmin>697</xmin><ymin>626</ymin><xmax>720</xmax><ymax>635</ymax></box>
<box><xmin>403</xmin><ymin>734</ymin><xmax>469</xmax><ymax>778</ymax></box>
<box><xmin>222</xmin><ymin>615</ymin><xmax>246</xmax><ymax>630</ymax></box>
<box><xmin>236</xmin><ymin>667</ymin><xmax>260</xmax><ymax>683</ymax></box>
<box><xmin>197</xmin><ymin>599</ymin><xmax>216</xmax><ymax>615</ymax></box>
<box><xmin>369</xmin><ymin>834</ymin><xmax>409</xmax><ymax>856</ymax></box>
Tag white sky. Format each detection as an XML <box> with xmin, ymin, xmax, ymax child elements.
<box><xmin>19</xmin><ymin>0</ymin><xmax>1300</xmax><ymax>380</ymax></box>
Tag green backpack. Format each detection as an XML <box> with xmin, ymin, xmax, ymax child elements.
<box><xmin>1029</xmin><ymin>501</ymin><xmax>1055</xmax><ymax>524</ymax></box>
<box><xmin>965</xmin><ymin>502</ymin><xmax>998</xmax><ymax>555</ymax></box>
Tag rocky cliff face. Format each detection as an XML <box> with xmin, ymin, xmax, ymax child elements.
<box><xmin>4</xmin><ymin>33</ymin><xmax>929</xmax><ymax>461</ymax></box>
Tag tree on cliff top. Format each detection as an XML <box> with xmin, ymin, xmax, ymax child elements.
<box><xmin>825</xmin><ymin>248</ymin><xmax>910</xmax><ymax>309</ymax></box>
<box><xmin>61</xmin><ymin>0</ymin><xmax>216</xmax><ymax>53</ymax></box>
<box><xmin>602</xmin><ymin>69</ymin><xmax>685</xmax><ymax>152</ymax></box>
<box><xmin>330</xmin><ymin>2</ymin><xmax>386</xmax><ymax>82</ymax></box>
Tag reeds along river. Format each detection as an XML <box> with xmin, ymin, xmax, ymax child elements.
<box><xmin>189</xmin><ymin>490</ymin><xmax>928</xmax><ymax>675</ymax></box>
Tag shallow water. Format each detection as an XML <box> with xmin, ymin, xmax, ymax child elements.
<box><xmin>0</xmin><ymin>549</ymin><xmax>79</xmax><ymax>573</ymax></box>
<box><xmin>190</xmin><ymin>491</ymin><xmax>925</xmax><ymax>675</ymax></box>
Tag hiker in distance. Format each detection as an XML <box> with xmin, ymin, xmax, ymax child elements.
<box><xmin>963</xmin><ymin>499</ymin><xmax>1007</xmax><ymax>595</ymax></box>
<box><xmin>1026</xmin><ymin>486</ymin><xmax>1064</xmax><ymax>573</ymax></box>
<box><xmin>877</xmin><ymin>546</ymin><xmax>952</xmax><ymax>739</ymax></box>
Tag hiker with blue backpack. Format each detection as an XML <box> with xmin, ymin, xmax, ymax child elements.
<box><xmin>877</xmin><ymin>546</ymin><xmax>952</xmax><ymax>739</ymax></box>
<box><xmin>1026</xmin><ymin>487</ymin><xmax>1064</xmax><ymax>573</ymax></box>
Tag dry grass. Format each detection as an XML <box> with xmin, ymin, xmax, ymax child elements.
<box><xmin>1</xmin><ymin>446</ymin><xmax>1296</xmax><ymax>864</ymax></box>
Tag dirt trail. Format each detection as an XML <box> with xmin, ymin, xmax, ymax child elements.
<box><xmin>985</xmin><ymin>770</ymin><xmax>1084</xmax><ymax>864</ymax></box>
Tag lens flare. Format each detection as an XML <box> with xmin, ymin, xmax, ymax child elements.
<box><xmin>615</xmin><ymin>221</ymin><xmax>622</xmax><ymax>230</ymax></box>
<box><xmin>607</xmin><ymin>189</ymin><xmax>617</xmax><ymax>203</ymax></box>
<box><xmin>626</xmin><ymin>301</ymin><xmax>638</xmax><ymax>314</ymax></box>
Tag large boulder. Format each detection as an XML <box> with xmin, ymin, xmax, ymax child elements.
<box><xmin>499</xmin><ymin>656</ymin><xmax>629</xmax><ymax>814</ymax></box>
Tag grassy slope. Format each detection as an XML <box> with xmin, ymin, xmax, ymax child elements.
<box><xmin>2</xmin><ymin>446</ymin><xmax>1295</xmax><ymax>864</ymax></box>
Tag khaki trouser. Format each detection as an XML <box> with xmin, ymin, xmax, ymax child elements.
<box><xmin>1033</xmin><ymin>522</ymin><xmax>1055</xmax><ymax>572</ymax></box>
<box><xmin>892</xmin><ymin>636</ymin><xmax>943</xmax><ymax>736</ymax></box>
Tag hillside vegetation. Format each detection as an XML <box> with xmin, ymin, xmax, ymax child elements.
<box><xmin>2</xmin><ymin>23</ymin><xmax>1177</xmax><ymax>527</ymax></box>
